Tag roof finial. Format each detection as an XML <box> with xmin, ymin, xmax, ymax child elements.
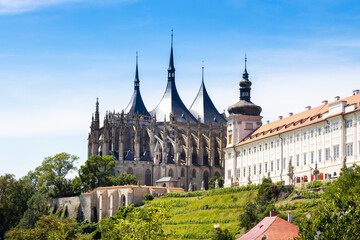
<box><xmin>171</xmin><ymin>28</ymin><xmax>174</xmax><ymax>48</ymax></box>
<box><xmin>134</xmin><ymin>52</ymin><xmax>140</xmax><ymax>90</ymax></box>
<box><xmin>245</xmin><ymin>54</ymin><xmax>247</xmax><ymax>73</ymax></box>
<box><xmin>202</xmin><ymin>61</ymin><xmax>204</xmax><ymax>83</ymax></box>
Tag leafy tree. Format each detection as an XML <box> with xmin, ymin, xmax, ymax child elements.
<box><xmin>17</xmin><ymin>192</ymin><xmax>50</xmax><ymax>229</ymax></box>
<box><xmin>6</xmin><ymin>214</ymin><xmax>86</xmax><ymax>240</ymax></box>
<box><xmin>32</xmin><ymin>152</ymin><xmax>78</xmax><ymax>198</ymax></box>
<box><xmin>297</xmin><ymin>165</ymin><xmax>360</xmax><ymax>239</ymax></box>
<box><xmin>74</xmin><ymin>155</ymin><xmax>115</xmax><ymax>192</ymax></box>
<box><xmin>109</xmin><ymin>172</ymin><xmax>137</xmax><ymax>186</ymax></box>
<box><xmin>0</xmin><ymin>174</ymin><xmax>35</xmax><ymax>239</ymax></box>
<box><xmin>209</xmin><ymin>176</ymin><xmax>224</xmax><ymax>189</ymax></box>
<box><xmin>212</xmin><ymin>227</ymin><xmax>234</xmax><ymax>240</ymax></box>
<box><xmin>238</xmin><ymin>178</ymin><xmax>279</xmax><ymax>231</ymax></box>
<box><xmin>238</xmin><ymin>202</ymin><xmax>258</xmax><ymax>231</ymax></box>
<box><xmin>143</xmin><ymin>193</ymin><xmax>154</xmax><ymax>201</ymax></box>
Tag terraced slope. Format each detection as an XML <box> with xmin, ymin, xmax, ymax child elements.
<box><xmin>150</xmin><ymin>190</ymin><xmax>258</xmax><ymax>239</ymax></box>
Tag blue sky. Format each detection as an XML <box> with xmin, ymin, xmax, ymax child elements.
<box><xmin>1</xmin><ymin>0</ymin><xmax>359</xmax><ymax>178</ymax></box>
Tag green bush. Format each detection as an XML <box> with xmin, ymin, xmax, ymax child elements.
<box><xmin>144</xmin><ymin>193</ymin><xmax>154</xmax><ymax>201</ymax></box>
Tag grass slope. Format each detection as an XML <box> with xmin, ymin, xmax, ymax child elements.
<box><xmin>150</xmin><ymin>190</ymin><xmax>257</xmax><ymax>239</ymax></box>
<box><xmin>149</xmin><ymin>186</ymin><xmax>324</xmax><ymax>239</ymax></box>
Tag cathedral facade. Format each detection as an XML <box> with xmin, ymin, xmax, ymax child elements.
<box><xmin>88</xmin><ymin>35</ymin><xmax>226</xmax><ymax>191</ymax></box>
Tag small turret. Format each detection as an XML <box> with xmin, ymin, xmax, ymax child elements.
<box><xmin>227</xmin><ymin>56</ymin><xmax>262</xmax><ymax>116</ymax></box>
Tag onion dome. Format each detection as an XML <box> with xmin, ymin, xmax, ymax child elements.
<box><xmin>227</xmin><ymin>57</ymin><xmax>262</xmax><ymax>116</ymax></box>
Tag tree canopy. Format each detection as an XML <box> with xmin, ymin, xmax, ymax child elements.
<box><xmin>33</xmin><ymin>152</ymin><xmax>78</xmax><ymax>197</ymax></box>
<box><xmin>297</xmin><ymin>165</ymin><xmax>360</xmax><ymax>239</ymax></box>
<box><xmin>73</xmin><ymin>155</ymin><xmax>115</xmax><ymax>193</ymax></box>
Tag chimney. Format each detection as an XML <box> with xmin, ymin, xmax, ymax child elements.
<box><xmin>287</xmin><ymin>212</ymin><xmax>292</xmax><ymax>223</ymax></box>
<box><xmin>279</xmin><ymin>116</ymin><xmax>283</xmax><ymax>120</ymax></box>
<box><xmin>335</xmin><ymin>96</ymin><xmax>340</xmax><ymax>100</ymax></box>
<box><xmin>322</xmin><ymin>100</ymin><xmax>328</xmax><ymax>104</ymax></box>
<box><xmin>269</xmin><ymin>210</ymin><xmax>277</xmax><ymax>217</ymax></box>
<box><xmin>289</xmin><ymin>112</ymin><xmax>293</xmax><ymax>116</ymax></box>
<box><xmin>267</xmin><ymin>120</ymin><xmax>270</xmax><ymax>124</ymax></box>
<box><xmin>353</xmin><ymin>89</ymin><xmax>360</xmax><ymax>95</ymax></box>
<box><xmin>306</xmin><ymin>106</ymin><xmax>311</xmax><ymax>110</ymax></box>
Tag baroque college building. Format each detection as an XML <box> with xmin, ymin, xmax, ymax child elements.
<box><xmin>88</xmin><ymin>35</ymin><xmax>226</xmax><ymax>191</ymax></box>
<box><xmin>224</xmin><ymin>63</ymin><xmax>360</xmax><ymax>187</ymax></box>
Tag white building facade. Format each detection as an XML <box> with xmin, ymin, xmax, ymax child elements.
<box><xmin>224</xmin><ymin>66</ymin><xmax>360</xmax><ymax>187</ymax></box>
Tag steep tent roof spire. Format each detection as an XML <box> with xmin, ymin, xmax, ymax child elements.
<box><xmin>150</xmin><ymin>32</ymin><xmax>197</xmax><ymax>123</ymax></box>
<box><xmin>189</xmin><ymin>65</ymin><xmax>226</xmax><ymax>125</ymax></box>
<box><xmin>124</xmin><ymin>53</ymin><xmax>150</xmax><ymax>116</ymax></box>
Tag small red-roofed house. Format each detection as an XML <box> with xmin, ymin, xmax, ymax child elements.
<box><xmin>237</xmin><ymin>212</ymin><xmax>298</xmax><ymax>240</ymax></box>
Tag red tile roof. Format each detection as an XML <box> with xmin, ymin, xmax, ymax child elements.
<box><xmin>237</xmin><ymin>216</ymin><xmax>298</xmax><ymax>240</ymax></box>
<box><xmin>234</xmin><ymin>93</ymin><xmax>360</xmax><ymax>146</ymax></box>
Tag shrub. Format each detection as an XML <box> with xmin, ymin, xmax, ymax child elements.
<box><xmin>212</xmin><ymin>227</ymin><xmax>234</xmax><ymax>240</ymax></box>
<box><xmin>144</xmin><ymin>193</ymin><xmax>154</xmax><ymax>201</ymax></box>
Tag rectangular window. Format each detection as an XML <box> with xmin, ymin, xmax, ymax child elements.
<box><xmin>243</xmin><ymin>149</ymin><xmax>246</xmax><ymax>155</ymax></box>
<box><xmin>289</xmin><ymin>156</ymin><xmax>293</xmax><ymax>166</ymax></box>
<box><xmin>253</xmin><ymin>165</ymin><xmax>256</xmax><ymax>175</ymax></box>
<box><xmin>283</xmin><ymin>137</ymin><xmax>286</xmax><ymax>145</ymax></box>
<box><xmin>318</xmin><ymin>128</ymin><xmax>322</xmax><ymax>136</ymax></box>
<box><xmin>310</xmin><ymin>130</ymin><xmax>314</xmax><ymax>138</ymax></box>
<box><xmin>236</xmin><ymin>168</ymin><xmax>240</xmax><ymax>178</ymax></box>
<box><xmin>318</xmin><ymin>150</ymin><xmax>322</xmax><ymax>162</ymax></box>
<box><xmin>296</xmin><ymin>155</ymin><xmax>300</xmax><ymax>166</ymax></box>
<box><xmin>271</xmin><ymin>142</ymin><xmax>274</xmax><ymax>148</ymax></box>
<box><xmin>228</xmin><ymin>134</ymin><xmax>232</xmax><ymax>144</ymax></box>
<box><xmin>283</xmin><ymin>158</ymin><xmax>286</xmax><ymax>169</ymax></box>
<box><xmin>259</xmin><ymin>164</ymin><xmax>262</xmax><ymax>174</ymax></box>
<box><xmin>265</xmin><ymin>143</ymin><xmax>268</xmax><ymax>150</ymax></box>
<box><xmin>227</xmin><ymin>152</ymin><xmax>231</xmax><ymax>158</ymax></box>
<box><xmin>325</xmin><ymin>126</ymin><xmax>330</xmax><ymax>134</ymax></box>
<box><xmin>333</xmin><ymin>145</ymin><xmax>339</xmax><ymax>159</ymax></box>
<box><xmin>248</xmin><ymin>167</ymin><xmax>251</xmax><ymax>175</ymax></box>
<box><xmin>303</xmin><ymin>132</ymin><xmax>307</xmax><ymax>140</ymax></box>
<box><xmin>296</xmin><ymin>134</ymin><xmax>300</xmax><ymax>142</ymax></box>
<box><xmin>346</xmin><ymin>119</ymin><xmax>353</xmax><ymax>128</ymax></box>
<box><xmin>346</xmin><ymin>144</ymin><xmax>353</xmax><ymax>156</ymax></box>
<box><xmin>303</xmin><ymin>153</ymin><xmax>307</xmax><ymax>165</ymax></box>
<box><xmin>277</xmin><ymin>159</ymin><xmax>280</xmax><ymax>171</ymax></box>
<box><xmin>333</xmin><ymin>122</ymin><xmax>339</xmax><ymax>131</ymax></box>
<box><xmin>254</xmin><ymin>147</ymin><xmax>256</xmax><ymax>153</ymax></box>
<box><xmin>243</xmin><ymin>167</ymin><xmax>246</xmax><ymax>177</ymax></box>
<box><xmin>236</xmin><ymin>151</ymin><xmax>240</xmax><ymax>157</ymax></box>
<box><xmin>248</xmin><ymin>148</ymin><xmax>251</xmax><ymax>154</ymax></box>
<box><xmin>265</xmin><ymin>162</ymin><xmax>268</xmax><ymax>173</ymax></box>
<box><xmin>271</xmin><ymin>162</ymin><xmax>274</xmax><ymax>172</ymax></box>
<box><xmin>311</xmin><ymin>152</ymin><xmax>314</xmax><ymax>164</ymax></box>
<box><xmin>276</xmin><ymin>139</ymin><xmax>280</xmax><ymax>147</ymax></box>
<box><xmin>259</xmin><ymin>145</ymin><xmax>262</xmax><ymax>151</ymax></box>
<box><xmin>325</xmin><ymin>148</ymin><xmax>330</xmax><ymax>160</ymax></box>
<box><xmin>290</xmin><ymin>136</ymin><xmax>293</xmax><ymax>143</ymax></box>
<box><xmin>228</xmin><ymin>170</ymin><xmax>231</xmax><ymax>179</ymax></box>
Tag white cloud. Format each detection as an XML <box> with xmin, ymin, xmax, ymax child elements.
<box><xmin>0</xmin><ymin>0</ymin><xmax>81</xmax><ymax>14</ymax></box>
<box><xmin>0</xmin><ymin>0</ymin><xmax>135</xmax><ymax>14</ymax></box>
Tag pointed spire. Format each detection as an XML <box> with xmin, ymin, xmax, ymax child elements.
<box><xmin>134</xmin><ymin>52</ymin><xmax>140</xmax><ymax>90</ymax></box>
<box><xmin>95</xmin><ymin>97</ymin><xmax>99</xmax><ymax>122</ymax></box>
<box><xmin>168</xmin><ymin>29</ymin><xmax>175</xmax><ymax>81</ymax></box>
